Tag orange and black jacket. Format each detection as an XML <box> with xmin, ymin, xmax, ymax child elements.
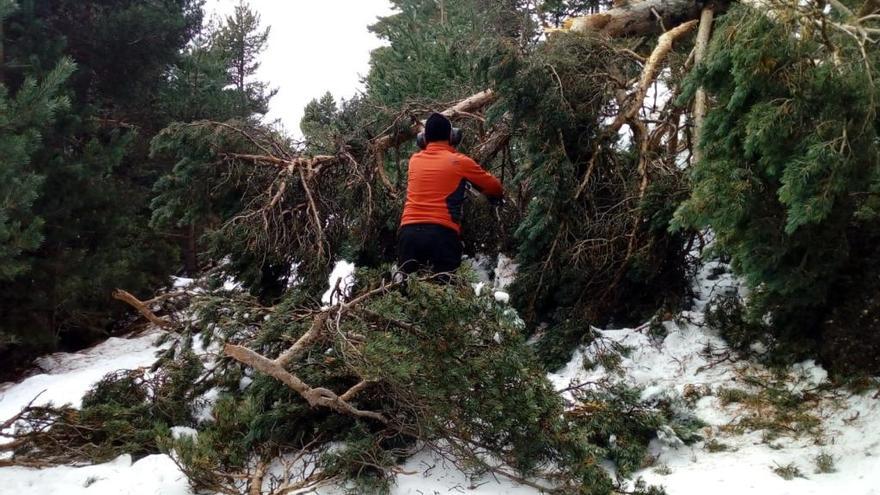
<box><xmin>400</xmin><ymin>142</ymin><xmax>503</xmax><ymax>234</ymax></box>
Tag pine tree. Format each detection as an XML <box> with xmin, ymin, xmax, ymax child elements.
<box><xmin>159</xmin><ymin>23</ymin><xmax>240</xmax><ymax>124</ymax></box>
<box><xmin>0</xmin><ymin>0</ymin><xmax>201</xmax><ymax>367</ymax></box>
<box><xmin>0</xmin><ymin>59</ymin><xmax>75</xmax><ymax>344</ymax></box>
<box><xmin>0</xmin><ymin>8</ymin><xmax>74</xmax><ymax>286</ymax></box>
<box><xmin>300</xmin><ymin>92</ymin><xmax>339</xmax><ymax>154</ymax></box>
<box><xmin>215</xmin><ymin>0</ymin><xmax>274</xmax><ymax>117</ymax></box>
<box><xmin>673</xmin><ymin>2</ymin><xmax>880</xmax><ymax>367</ymax></box>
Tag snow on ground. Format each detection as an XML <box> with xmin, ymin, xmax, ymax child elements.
<box><xmin>2</xmin><ymin>256</ymin><xmax>879</xmax><ymax>494</ymax></box>
<box><xmin>0</xmin><ymin>454</ymin><xmax>191</xmax><ymax>495</ymax></box>
<box><xmin>0</xmin><ymin>329</ymin><xmax>166</xmax><ymax>421</ymax></box>
<box><xmin>550</xmin><ymin>261</ymin><xmax>880</xmax><ymax>495</ymax></box>
<box><xmin>383</xmin><ymin>450</ymin><xmax>541</xmax><ymax>495</ymax></box>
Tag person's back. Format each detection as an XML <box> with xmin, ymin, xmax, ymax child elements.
<box><xmin>398</xmin><ymin>113</ymin><xmax>503</xmax><ymax>277</ymax></box>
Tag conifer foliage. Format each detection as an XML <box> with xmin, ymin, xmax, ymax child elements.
<box><xmin>0</xmin><ymin>0</ymin><xmax>202</xmax><ymax>366</ymax></box>
<box><xmin>6</xmin><ymin>0</ymin><xmax>880</xmax><ymax>492</ymax></box>
<box><xmin>674</xmin><ymin>1</ymin><xmax>880</xmax><ymax>370</ymax></box>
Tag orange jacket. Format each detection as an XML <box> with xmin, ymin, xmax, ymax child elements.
<box><xmin>400</xmin><ymin>142</ymin><xmax>503</xmax><ymax>234</ymax></box>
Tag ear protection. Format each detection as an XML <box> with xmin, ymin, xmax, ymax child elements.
<box><xmin>416</xmin><ymin>127</ymin><xmax>463</xmax><ymax>150</ymax></box>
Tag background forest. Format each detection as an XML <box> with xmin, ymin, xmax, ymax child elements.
<box><xmin>1</xmin><ymin>0</ymin><xmax>878</xmax><ymax>493</ymax></box>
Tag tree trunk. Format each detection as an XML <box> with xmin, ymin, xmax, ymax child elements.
<box><xmin>0</xmin><ymin>15</ymin><xmax>4</xmax><ymax>85</ymax></box>
<box><xmin>692</xmin><ymin>7</ymin><xmax>714</xmax><ymax>164</ymax></box>
<box><xmin>184</xmin><ymin>224</ymin><xmax>198</xmax><ymax>275</ymax></box>
<box><xmin>568</xmin><ymin>0</ymin><xmax>713</xmax><ymax>37</ymax></box>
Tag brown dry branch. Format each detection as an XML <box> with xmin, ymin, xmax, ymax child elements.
<box><xmin>575</xmin><ymin>17</ymin><xmax>697</xmax><ymax>203</ymax></box>
<box><xmin>609</xmin><ymin>19</ymin><xmax>699</xmax><ymax>134</ymax></box>
<box><xmin>222</xmin><ymin>280</ymin><xmax>406</xmax><ymax>426</ymax></box>
<box><xmin>371</xmin><ymin>89</ymin><xmax>498</xmax><ymax>153</ymax></box>
<box><xmin>112</xmin><ymin>289</ymin><xmax>177</xmax><ymax>329</ymax></box>
<box><xmin>274</xmin><ymin>312</ymin><xmax>330</xmax><ymax>367</ymax></box>
<box><xmin>223</xmin><ymin>343</ymin><xmax>389</xmax><ymax>424</ymax></box>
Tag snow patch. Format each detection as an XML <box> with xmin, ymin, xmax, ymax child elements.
<box><xmin>0</xmin><ymin>329</ymin><xmax>165</xmax><ymax>421</ymax></box>
<box><xmin>321</xmin><ymin>260</ymin><xmax>356</xmax><ymax>305</ymax></box>
<box><xmin>170</xmin><ymin>426</ymin><xmax>198</xmax><ymax>440</ymax></box>
<box><xmin>493</xmin><ymin>253</ymin><xmax>518</xmax><ymax>291</ymax></box>
<box><xmin>171</xmin><ymin>276</ymin><xmax>194</xmax><ymax>288</ymax></box>
<box><xmin>0</xmin><ymin>454</ymin><xmax>191</xmax><ymax>495</ymax></box>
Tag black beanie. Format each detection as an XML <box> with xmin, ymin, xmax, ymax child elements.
<box><xmin>424</xmin><ymin>112</ymin><xmax>452</xmax><ymax>143</ymax></box>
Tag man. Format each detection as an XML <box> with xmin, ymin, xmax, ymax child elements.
<box><xmin>397</xmin><ymin>112</ymin><xmax>504</xmax><ymax>278</ymax></box>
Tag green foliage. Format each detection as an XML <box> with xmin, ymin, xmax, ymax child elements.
<box><xmin>569</xmin><ymin>382</ymin><xmax>665</xmax><ymax>476</ymax></box>
<box><xmin>147</xmin><ymin>271</ymin><xmax>673</xmax><ymax>494</ymax></box>
<box><xmin>300</xmin><ymin>92</ymin><xmax>340</xmax><ymax>154</ymax></box>
<box><xmin>365</xmin><ymin>0</ymin><xmax>529</xmax><ymax>108</ymax></box>
<box><xmin>158</xmin><ymin>24</ymin><xmax>244</xmax><ymax>123</ymax></box>
<box><xmin>9</xmin><ymin>352</ymin><xmax>201</xmax><ymax>464</ymax></box>
<box><xmin>214</xmin><ymin>0</ymin><xmax>275</xmax><ymax>116</ymax></box>
<box><xmin>704</xmin><ymin>294</ymin><xmax>767</xmax><ymax>355</ymax></box>
<box><xmin>499</xmin><ymin>31</ymin><xmax>690</xmax><ymax>365</ymax></box>
<box><xmin>673</xmin><ymin>3</ymin><xmax>880</xmax><ymax>367</ymax></box>
<box><xmin>0</xmin><ymin>0</ymin><xmax>204</xmax><ymax>369</ymax></box>
<box><xmin>0</xmin><ymin>58</ymin><xmax>73</xmax><ymax>282</ymax></box>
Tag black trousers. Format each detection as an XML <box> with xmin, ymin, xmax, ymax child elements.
<box><xmin>397</xmin><ymin>224</ymin><xmax>462</xmax><ymax>276</ymax></box>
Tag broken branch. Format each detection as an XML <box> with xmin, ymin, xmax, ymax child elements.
<box><xmin>112</xmin><ymin>289</ymin><xmax>176</xmax><ymax>329</ymax></box>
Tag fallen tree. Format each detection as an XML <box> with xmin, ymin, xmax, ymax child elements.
<box><xmin>565</xmin><ymin>0</ymin><xmax>716</xmax><ymax>37</ymax></box>
<box><xmin>2</xmin><ymin>271</ymin><xmax>686</xmax><ymax>494</ymax></box>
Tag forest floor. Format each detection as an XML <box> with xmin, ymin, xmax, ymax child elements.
<box><xmin>1</xmin><ymin>260</ymin><xmax>878</xmax><ymax>495</ymax></box>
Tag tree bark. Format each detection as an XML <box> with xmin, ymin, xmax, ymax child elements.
<box><xmin>692</xmin><ymin>7</ymin><xmax>715</xmax><ymax>164</ymax></box>
<box><xmin>0</xmin><ymin>14</ymin><xmax>5</xmax><ymax>85</ymax></box>
<box><xmin>567</xmin><ymin>0</ymin><xmax>710</xmax><ymax>37</ymax></box>
<box><xmin>184</xmin><ymin>224</ymin><xmax>198</xmax><ymax>275</ymax></box>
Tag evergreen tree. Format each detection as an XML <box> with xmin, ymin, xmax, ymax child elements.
<box><xmin>0</xmin><ymin>8</ymin><xmax>74</xmax><ymax>356</ymax></box>
<box><xmin>159</xmin><ymin>23</ymin><xmax>240</xmax><ymax>124</ymax></box>
<box><xmin>300</xmin><ymin>92</ymin><xmax>340</xmax><ymax>154</ymax></box>
<box><xmin>0</xmin><ymin>11</ymin><xmax>74</xmax><ymax>286</ymax></box>
<box><xmin>149</xmin><ymin>2</ymin><xmax>281</xmax><ymax>286</ymax></box>
<box><xmin>215</xmin><ymin>0</ymin><xmax>274</xmax><ymax>117</ymax></box>
<box><xmin>673</xmin><ymin>2</ymin><xmax>880</xmax><ymax>368</ymax></box>
<box><xmin>0</xmin><ymin>0</ymin><xmax>201</xmax><ymax>369</ymax></box>
<box><xmin>365</xmin><ymin>0</ymin><xmax>526</xmax><ymax>108</ymax></box>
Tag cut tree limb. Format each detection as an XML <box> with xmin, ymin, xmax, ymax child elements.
<box><xmin>566</xmin><ymin>0</ymin><xmax>709</xmax><ymax>37</ymax></box>
<box><xmin>371</xmin><ymin>89</ymin><xmax>498</xmax><ymax>152</ymax></box>
<box><xmin>274</xmin><ymin>312</ymin><xmax>330</xmax><ymax>367</ymax></box>
<box><xmin>224</xmin><ymin>343</ymin><xmax>388</xmax><ymax>423</ymax></box>
<box><xmin>112</xmin><ymin>289</ymin><xmax>175</xmax><ymax>329</ymax></box>
<box><xmin>472</xmin><ymin>112</ymin><xmax>513</xmax><ymax>165</ymax></box>
<box><xmin>609</xmin><ymin>19</ymin><xmax>699</xmax><ymax>133</ymax></box>
<box><xmin>223</xmin><ymin>282</ymin><xmax>404</xmax><ymax>425</ymax></box>
<box><xmin>227</xmin><ymin>153</ymin><xmax>337</xmax><ymax>171</ymax></box>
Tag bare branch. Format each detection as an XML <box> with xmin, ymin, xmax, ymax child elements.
<box><xmin>112</xmin><ymin>289</ymin><xmax>176</xmax><ymax>329</ymax></box>
<box><xmin>224</xmin><ymin>343</ymin><xmax>389</xmax><ymax>424</ymax></box>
